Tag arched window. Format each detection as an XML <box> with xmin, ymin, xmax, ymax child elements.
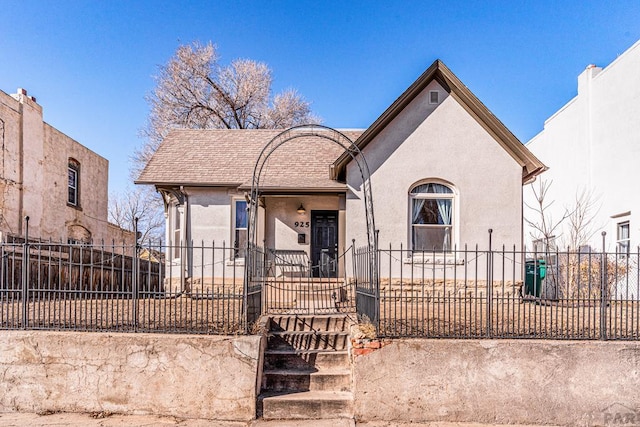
<box><xmin>410</xmin><ymin>182</ymin><xmax>454</xmax><ymax>252</ymax></box>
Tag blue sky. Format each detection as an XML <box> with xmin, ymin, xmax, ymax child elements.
<box><xmin>2</xmin><ymin>1</ymin><xmax>639</xmax><ymax>196</ymax></box>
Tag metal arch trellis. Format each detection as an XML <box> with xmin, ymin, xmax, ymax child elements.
<box><xmin>243</xmin><ymin>124</ymin><xmax>378</xmax><ymax>323</ymax></box>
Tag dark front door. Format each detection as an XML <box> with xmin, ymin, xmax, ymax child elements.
<box><xmin>311</xmin><ymin>210</ymin><xmax>338</xmax><ymax>278</ymax></box>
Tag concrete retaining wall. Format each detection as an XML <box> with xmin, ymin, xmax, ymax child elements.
<box><xmin>0</xmin><ymin>331</ymin><xmax>263</xmax><ymax>421</ymax></box>
<box><xmin>353</xmin><ymin>339</ymin><xmax>640</xmax><ymax>426</ymax></box>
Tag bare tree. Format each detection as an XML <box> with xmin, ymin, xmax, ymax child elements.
<box><xmin>564</xmin><ymin>189</ymin><xmax>600</xmax><ymax>251</ymax></box>
<box><xmin>109</xmin><ymin>187</ymin><xmax>165</xmax><ymax>244</ymax></box>
<box><xmin>132</xmin><ymin>41</ymin><xmax>320</xmax><ymax>176</ymax></box>
<box><xmin>525</xmin><ymin>179</ymin><xmax>609</xmax><ymax>300</ymax></box>
<box><xmin>526</xmin><ymin>179</ymin><xmax>601</xmax><ymax>251</ymax></box>
<box><xmin>525</xmin><ymin>179</ymin><xmax>571</xmax><ymax>251</ymax></box>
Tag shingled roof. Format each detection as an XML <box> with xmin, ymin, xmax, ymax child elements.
<box><xmin>135</xmin><ymin>129</ymin><xmax>363</xmax><ymax>191</ymax></box>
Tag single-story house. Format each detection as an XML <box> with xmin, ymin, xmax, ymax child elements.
<box><xmin>136</xmin><ymin>60</ymin><xmax>545</xmax><ymax>284</ymax></box>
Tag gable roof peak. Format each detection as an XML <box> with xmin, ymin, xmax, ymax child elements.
<box><xmin>331</xmin><ymin>59</ymin><xmax>546</xmax><ymax>184</ymax></box>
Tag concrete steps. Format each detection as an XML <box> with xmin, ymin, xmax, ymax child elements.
<box><xmin>267</xmin><ymin>330</ymin><xmax>350</xmax><ymax>351</ymax></box>
<box><xmin>263</xmin><ymin>368</ymin><xmax>351</xmax><ymax>392</ymax></box>
<box><xmin>264</xmin><ymin>349</ymin><xmax>349</xmax><ymax>371</ymax></box>
<box><xmin>260</xmin><ymin>391</ymin><xmax>353</xmax><ymax>420</ymax></box>
<box><xmin>259</xmin><ymin>314</ymin><xmax>354</xmax><ymax>421</ymax></box>
<box><xmin>269</xmin><ymin>315</ymin><xmax>351</xmax><ymax>332</ymax></box>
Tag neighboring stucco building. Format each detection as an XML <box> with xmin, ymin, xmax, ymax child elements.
<box><xmin>136</xmin><ymin>60</ymin><xmax>545</xmax><ymax>281</ymax></box>
<box><xmin>0</xmin><ymin>87</ymin><xmax>132</xmax><ymax>244</ymax></box>
<box><xmin>524</xmin><ymin>39</ymin><xmax>640</xmax><ymax>253</ymax></box>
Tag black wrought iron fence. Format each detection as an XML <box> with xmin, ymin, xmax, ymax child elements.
<box><xmin>353</xmin><ymin>242</ymin><xmax>379</xmax><ymax>325</ymax></box>
<box><xmin>0</xmin><ymin>238</ymin><xmax>244</xmax><ymax>334</ymax></box>
<box><xmin>5</xmin><ymin>230</ymin><xmax>639</xmax><ymax>341</ymax></box>
<box><xmin>354</xmin><ymin>243</ymin><xmax>640</xmax><ymax>340</ymax></box>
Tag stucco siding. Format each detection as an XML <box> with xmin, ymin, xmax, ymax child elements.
<box><xmin>264</xmin><ymin>195</ymin><xmax>342</xmax><ymax>255</ymax></box>
<box><xmin>170</xmin><ymin>189</ymin><xmax>346</xmax><ymax>283</ymax></box>
<box><xmin>347</xmin><ymin>81</ymin><xmax>523</xmax><ymax>254</ymax></box>
<box><xmin>524</xmin><ymin>40</ymin><xmax>640</xmax><ymax>250</ymax></box>
<box><xmin>187</xmin><ymin>188</ymin><xmax>234</xmax><ymax>244</ymax></box>
<box><xmin>176</xmin><ymin>187</ymin><xmax>241</xmax><ymax>285</ymax></box>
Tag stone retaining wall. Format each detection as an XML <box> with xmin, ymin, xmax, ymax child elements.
<box><xmin>353</xmin><ymin>339</ymin><xmax>640</xmax><ymax>425</ymax></box>
<box><xmin>0</xmin><ymin>331</ymin><xmax>263</xmax><ymax>421</ymax></box>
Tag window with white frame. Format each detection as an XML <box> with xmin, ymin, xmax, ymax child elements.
<box><xmin>68</xmin><ymin>159</ymin><xmax>80</xmax><ymax>207</ymax></box>
<box><xmin>234</xmin><ymin>200</ymin><xmax>248</xmax><ymax>258</ymax></box>
<box><xmin>173</xmin><ymin>204</ymin><xmax>181</xmax><ymax>260</ymax></box>
<box><xmin>617</xmin><ymin>221</ymin><xmax>630</xmax><ymax>255</ymax></box>
<box><xmin>410</xmin><ymin>182</ymin><xmax>454</xmax><ymax>252</ymax></box>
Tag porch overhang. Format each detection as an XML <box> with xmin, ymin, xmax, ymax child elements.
<box><xmin>237</xmin><ymin>185</ymin><xmax>347</xmax><ymax>196</ymax></box>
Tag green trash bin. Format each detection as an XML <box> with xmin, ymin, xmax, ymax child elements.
<box><xmin>525</xmin><ymin>259</ymin><xmax>546</xmax><ymax>297</ymax></box>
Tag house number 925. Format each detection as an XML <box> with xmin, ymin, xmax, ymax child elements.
<box><xmin>295</xmin><ymin>221</ymin><xmax>310</xmax><ymax>228</ymax></box>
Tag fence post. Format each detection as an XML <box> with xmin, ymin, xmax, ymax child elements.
<box><xmin>22</xmin><ymin>216</ymin><xmax>29</xmax><ymax>329</ymax></box>
<box><xmin>600</xmin><ymin>231</ymin><xmax>607</xmax><ymax>340</ymax></box>
<box><xmin>132</xmin><ymin>217</ymin><xmax>139</xmax><ymax>332</ymax></box>
<box><xmin>351</xmin><ymin>239</ymin><xmax>356</xmax><ymax>282</ymax></box>
<box><xmin>486</xmin><ymin>229</ymin><xmax>493</xmax><ymax>338</ymax></box>
<box><xmin>375</xmin><ymin>230</ymin><xmax>380</xmax><ymax>333</ymax></box>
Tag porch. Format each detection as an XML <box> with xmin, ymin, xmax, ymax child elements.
<box><xmin>250</xmin><ymin>193</ymin><xmax>347</xmax><ymax>279</ymax></box>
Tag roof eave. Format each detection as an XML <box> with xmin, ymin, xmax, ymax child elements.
<box><xmin>236</xmin><ymin>185</ymin><xmax>347</xmax><ymax>194</ymax></box>
<box><xmin>134</xmin><ymin>180</ymin><xmax>244</xmax><ymax>188</ymax></box>
<box><xmin>522</xmin><ymin>165</ymin><xmax>548</xmax><ymax>185</ymax></box>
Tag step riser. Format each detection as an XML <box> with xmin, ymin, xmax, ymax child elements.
<box><xmin>262</xmin><ymin>399</ymin><xmax>353</xmax><ymax>420</ymax></box>
<box><xmin>264</xmin><ymin>352</ymin><xmax>349</xmax><ymax>371</ymax></box>
<box><xmin>269</xmin><ymin>315</ymin><xmax>350</xmax><ymax>332</ymax></box>
<box><xmin>263</xmin><ymin>373</ymin><xmax>351</xmax><ymax>392</ymax></box>
<box><xmin>268</xmin><ymin>334</ymin><xmax>349</xmax><ymax>351</ymax></box>
<box><xmin>259</xmin><ymin>314</ymin><xmax>354</xmax><ymax>420</ymax></box>
<box><xmin>264</xmin><ymin>303</ymin><xmax>339</xmax><ymax>314</ymax></box>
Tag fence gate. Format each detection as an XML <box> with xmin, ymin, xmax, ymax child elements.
<box><xmin>251</xmin><ymin>246</ymin><xmax>355</xmax><ymax>316</ymax></box>
<box><xmin>244</xmin><ymin>125</ymin><xmax>378</xmax><ymax>325</ymax></box>
<box><xmin>353</xmin><ymin>243</ymin><xmax>379</xmax><ymax>326</ymax></box>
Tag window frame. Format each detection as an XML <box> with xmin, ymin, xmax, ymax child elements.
<box><xmin>233</xmin><ymin>199</ymin><xmax>248</xmax><ymax>259</ymax></box>
<box><xmin>67</xmin><ymin>159</ymin><xmax>80</xmax><ymax>208</ymax></box>
<box><xmin>172</xmin><ymin>203</ymin><xmax>182</xmax><ymax>261</ymax></box>
<box><xmin>617</xmin><ymin>221</ymin><xmax>630</xmax><ymax>255</ymax></box>
<box><xmin>409</xmin><ymin>181</ymin><xmax>456</xmax><ymax>253</ymax></box>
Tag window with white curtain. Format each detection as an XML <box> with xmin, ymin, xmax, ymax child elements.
<box><xmin>410</xmin><ymin>182</ymin><xmax>454</xmax><ymax>252</ymax></box>
<box><xmin>617</xmin><ymin>221</ymin><xmax>630</xmax><ymax>255</ymax></box>
<box><xmin>234</xmin><ymin>200</ymin><xmax>248</xmax><ymax>258</ymax></box>
<box><xmin>173</xmin><ymin>204</ymin><xmax>181</xmax><ymax>260</ymax></box>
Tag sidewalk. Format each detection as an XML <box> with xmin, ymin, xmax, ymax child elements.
<box><xmin>0</xmin><ymin>413</ymin><xmax>556</xmax><ymax>427</ymax></box>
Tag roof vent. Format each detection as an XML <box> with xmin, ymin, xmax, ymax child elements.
<box><xmin>429</xmin><ymin>90</ymin><xmax>439</xmax><ymax>104</ymax></box>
